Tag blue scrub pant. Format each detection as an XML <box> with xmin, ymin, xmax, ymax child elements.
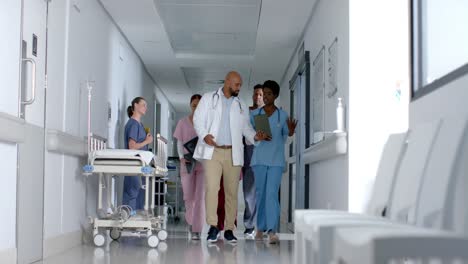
<box><xmin>122</xmin><ymin>176</ymin><xmax>145</xmax><ymax>211</ymax></box>
<box><xmin>253</xmin><ymin>165</ymin><xmax>283</xmax><ymax>233</ymax></box>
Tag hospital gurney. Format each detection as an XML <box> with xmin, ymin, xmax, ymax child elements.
<box><xmin>83</xmin><ymin>135</ymin><xmax>169</xmax><ymax>248</ymax></box>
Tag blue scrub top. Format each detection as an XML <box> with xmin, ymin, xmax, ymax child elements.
<box><xmin>217</xmin><ymin>94</ymin><xmax>234</xmax><ymax>146</ymax></box>
<box><xmin>250</xmin><ymin>108</ymin><xmax>289</xmax><ymax>168</ymax></box>
<box><xmin>124</xmin><ymin>118</ymin><xmax>148</xmax><ymax>151</ymax></box>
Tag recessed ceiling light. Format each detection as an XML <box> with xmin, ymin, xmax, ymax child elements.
<box><xmin>206</xmin><ymin>80</ymin><xmax>224</xmax><ymax>85</ymax></box>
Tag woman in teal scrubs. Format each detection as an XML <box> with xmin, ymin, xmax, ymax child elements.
<box><xmin>122</xmin><ymin>97</ymin><xmax>153</xmax><ymax>213</ymax></box>
<box><xmin>250</xmin><ymin>80</ymin><xmax>297</xmax><ymax>244</ymax></box>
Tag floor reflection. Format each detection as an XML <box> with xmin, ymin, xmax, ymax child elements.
<box><xmin>37</xmin><ymin>231</ymin><xmax>294</xmax><ymax>264</ymax></box>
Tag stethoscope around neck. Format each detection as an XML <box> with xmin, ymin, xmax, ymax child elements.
<box><xmin>258</xmin><ymin>106</ymin><xmax>281</xmax><ymax>127</ymax></box>
<box><xmin>211</xmin><ymin>88</ymin><xmax>243</xmax><ymax>114</ymax></box>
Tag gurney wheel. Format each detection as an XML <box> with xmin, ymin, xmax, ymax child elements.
<box><xmin>158</xmin><ymin>230</ymin><xmax>168</xmax><ymax>241</ymax></box>
<box><xmin>93</xmin><ymin>233</ymin><xmax>106</xmax><ymax>247</ymax></box>
<box><xmin>158</xmin><ymin>242</ymin><xmax>168</xmax><ymax>252</ymax></box>
<box><xmin>110</xmin><ymin>228</ymin><xmax>121</xmax><ymax>240</ymax></box>
<box><xmin>148</xmin><ymin>235</ymin><xmax>159</xmax><ymax>248</ymax></box>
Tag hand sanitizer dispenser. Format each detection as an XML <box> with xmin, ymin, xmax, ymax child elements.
<box><xmin>335</xmin><ymin>98</ymin><xmax>345</xmax><ymax>132</ymax></box>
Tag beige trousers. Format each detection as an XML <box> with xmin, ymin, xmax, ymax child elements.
<box><xmin>203</xmin><ymin>148</ymin><xmax>241</xmax><ymax>230</ymax></box>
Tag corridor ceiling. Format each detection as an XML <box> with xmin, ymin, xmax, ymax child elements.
<box><xmin>100</xmin><ymin>0</ymin><xmax>317</xmax><ymax>112</ymax></box>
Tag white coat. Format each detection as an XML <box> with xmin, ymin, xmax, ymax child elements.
<box><xmin>193</xmin><ymin>87</ymin><xmax>257</xmax><ymax>166</ymax></box>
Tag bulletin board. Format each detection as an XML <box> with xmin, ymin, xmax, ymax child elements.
<box><xmin>328</xmin><ymin>38</ymin><xmax>338</xmax><ymax>98</ymax></box>
<box><xmin>312</xmin><ymin>46</ymin><xmax>326</xmax><ymax>144</ymax></box>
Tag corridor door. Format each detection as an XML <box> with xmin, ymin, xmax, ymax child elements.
<box><xmin>287</xmin><ymin>51</ymin><xmax>310</xmax><ymax>231</ymax></box>
<box><xmin>17</xmin><ymin>0</ymin><xmax>48</xmax><ymax>263</ymax></box>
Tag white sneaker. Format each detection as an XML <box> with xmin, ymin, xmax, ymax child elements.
<box><xmin>244</xmin><ymin>228</ymin><xmax>256</xmax><ymax>240</ymax></box>
<box><xmin>191</xmin><ymin>232</ymin><xmax>200</xmax><ymax>240</ymax></box>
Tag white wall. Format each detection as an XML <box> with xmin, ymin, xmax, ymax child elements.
<box><xmin>410</xmin><ymin>2</ymin><xmax>468</xmax><ymax>122</ymax></box>
<box><xmin>279</xmin><ymin>0</ymin><xmax>409</xmax><ymax>214</ymax></box>
<box><xmin>348</xmin><ymin>0</ymin><xmax>409</xmax><ymax>213</ymax></box>
<box><xmin>44</xmin><ymin>0</ymin><xmax>174</xmax><ymax>246</ymax></box>
<box><xmin>106</xmin><ymin>36</ymin><xmax>156</xmax><ymax>150</ymax></box>
<box><xmin>410</xmin><ymin>75</ymin><xmax>468</xmax><ymax>124</ymax></box>
<box><xmin>280</xmin><ymin>0</ymin><xmax>350</xmax><ymax>212</ymax></box>
<box><xmin>0</xmin><ymin>0</ymin><xmax>21</xmax><ymax>116</ymax></box>
<box><xmin>0</xmin><ymin>0</ymin><xmax>21</xmax><ymax>253</ymax></box>
<box><xmin>0</xmin><ymin>143</ymin><xmax>17</xmax><ymax>252</ymax></box>
<box><xmin>303</xmin><ymin>0</ymin><xmax>350</xmax><ymax>211</ymax></box>
<box><xmin>156</xmin><ymin>88</ymin><xmax>176</xmax><ymax>156</ymax></box>
<box><xmin>174</xmin><ymin>112</ymin><xmax>190</xmax><ymax>126</ymax></box>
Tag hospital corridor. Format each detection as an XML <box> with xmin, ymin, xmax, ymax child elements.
<box><xmin>2</xmin><ymin>0</ymin><xmax>468</xmax><ymax>263</ymax></box>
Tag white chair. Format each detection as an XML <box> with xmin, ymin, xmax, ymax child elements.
<box><xmin>294</xmin><ymin>131</ymin><xmax>408</xmax><ymax>264</ymax></box>
<box><xmin>331</xmin><ymin>116</ymin><xmax>468</xmax><ymax>263</ymax></box>
<box><xmin>295</xmin><ymin>119</ymin><xmax>441</xmax><ymax>264</ymax></box>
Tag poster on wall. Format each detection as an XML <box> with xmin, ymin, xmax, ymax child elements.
<box><xmin>328</xmin><ymin>37</ymin><xmax>338</xmax><ymax>98</ymax></box>
<box><xmin>312</xmin><ymin>46</ymin><xmax>325</xmax><ymax>144</ymax></box>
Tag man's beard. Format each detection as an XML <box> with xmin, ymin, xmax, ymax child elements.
<box><xmin>230</xmin><ymin>88</ymin><xmax>239</xmax><ymax>97</ymax></box>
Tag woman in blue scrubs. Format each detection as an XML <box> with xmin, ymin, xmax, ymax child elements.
<box><xmin>250</xmin><ymin>80</ymin><xmax>297</xmax><ymax>244</ymax></box>
<box><xmin>122</xmin><ymin>97</ymin><xmax>153</xmax><ymax>213</ymax></box>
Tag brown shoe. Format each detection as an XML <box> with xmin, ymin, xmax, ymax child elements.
<box><xmin>255</xmin><ymin>231</ymin><xmax>264</xmax><ymax>241</ymax></box>
<box><xmin>269</xmin><ymin>233</ymin><xmax>279</xmax><ymax>244</ymax></box>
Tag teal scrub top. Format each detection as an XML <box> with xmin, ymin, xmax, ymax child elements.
<box><xmin>250</xmin><ymin>108</ymin><xmax>289</xmax><ymax>168</ymax></box>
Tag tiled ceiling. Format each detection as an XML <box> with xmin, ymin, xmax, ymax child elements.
<box><xmin>157</xmin><ymin>0</ymin><xmax>260</xmax><ymax>55</ymax></box>
<box><xmin>156</xmin><ymin>0</ymin><xmax>260</xmax><ymax>101</ymax></box>
<box><xmin>100</xmin><ymin>0</ymin><xmax>317</xmax><ymax>112</ymax></box>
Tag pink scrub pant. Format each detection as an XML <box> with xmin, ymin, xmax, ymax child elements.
<box><xmin>180</xmin><ymin>162</ymin><xmax>205</xmax><ymax>232</ymax></box>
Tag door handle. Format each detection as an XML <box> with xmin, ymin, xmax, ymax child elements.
<box><xmin>21</xmin><ymin>58</ymin><xmax>36</xmax><ymax>105</ymax></box>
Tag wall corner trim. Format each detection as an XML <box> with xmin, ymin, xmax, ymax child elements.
<box><xmin>0</xmin><ymin>112</ymin><xmax>25</xmax><ymax>144</ymax></box>
<box><xmin>47</xmin><ymin>129</ymin><xmax>87</xmax><ymax>157</ymax></box>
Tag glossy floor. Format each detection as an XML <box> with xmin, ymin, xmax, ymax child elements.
<box><xmin>35</xmin><ymin>229</ymin><xmax>294</xmax><ymax>264</ymax></box>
